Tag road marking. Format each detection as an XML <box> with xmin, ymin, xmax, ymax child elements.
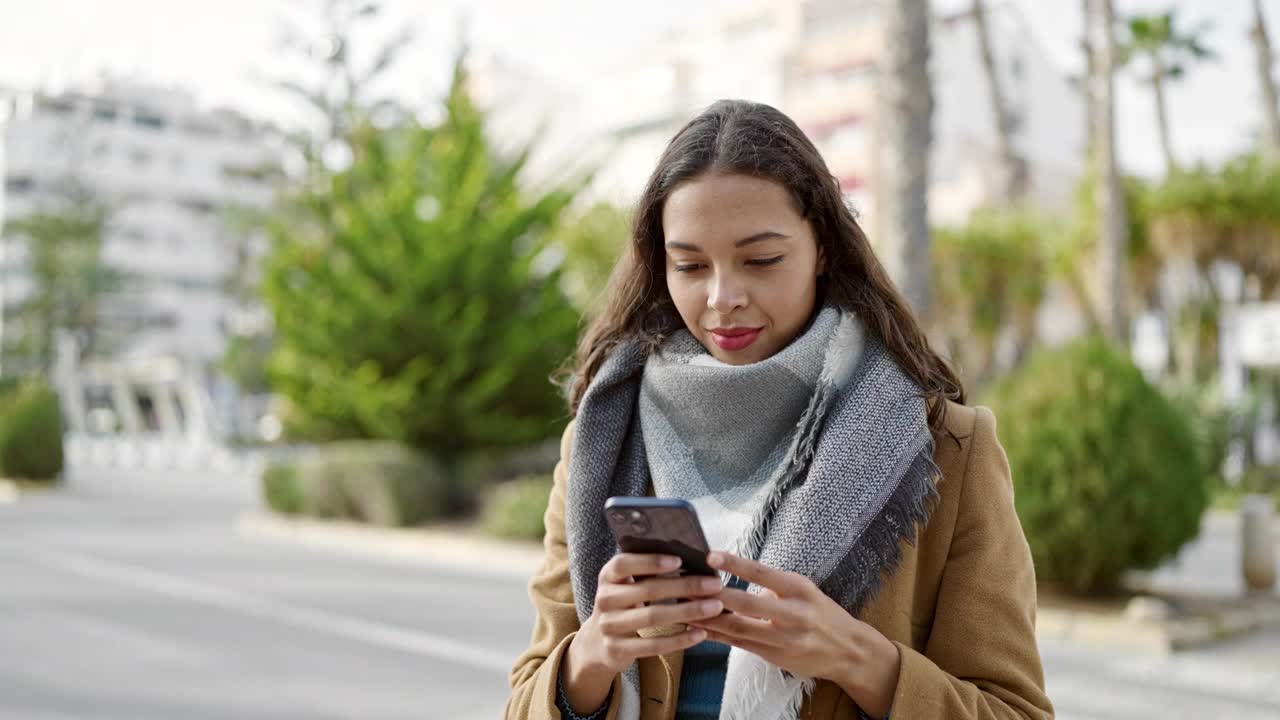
<box><xmin>0</xmin><ymin>543</ymin><xmax>516</xmax><ymax>674</ymax></box>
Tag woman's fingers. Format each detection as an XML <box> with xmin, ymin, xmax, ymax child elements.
<box><xmin>707</xmin><ymin>551</ymin><xmax>813</xmax><ymax>597</ymax></box>
<box><xmin>606</xmin><ymin>627</ymin><xmax>708</xmax><ymax>659</ymax></box>
<box><xmin>596</xmin><ymin>596</ymin><xmax>724</xmax><ymax>636</ymax></box>
<box><xmin>690</xmin><ymin>610</ymin><xmax>781</xmax><ymax>646</ymax></box>
<box><xmin>597</xmin><ymin>573</ymin><xmax>722</xmax><ymax>611</ymax></box>
<box><xmin>598</xmin><ymin>553</ymin><xmax>681</xmax><ymax>584</ymax></box>
<box><xmin>717</xmin><ymin>586</ymin><xmax>808</xmax><ymax>626</ymax></box>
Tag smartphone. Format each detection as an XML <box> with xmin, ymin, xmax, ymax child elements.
<box><xmin>604</xmin><ymin>496</ymin><xmax>717</xmax><ymax>579</ymax></box>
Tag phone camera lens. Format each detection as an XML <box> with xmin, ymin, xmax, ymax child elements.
<box><xmin>626</xmin><ymin>510</ymin><xmax>650</xmax><ymax>535</ymax></box>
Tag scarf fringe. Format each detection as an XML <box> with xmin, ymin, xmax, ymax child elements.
<box><xmin>719</xmin><ymin>646</ymin><xmax>818</xmax><ymax>720</ymax></box>
<box><xmin>821</xmin><ymin>439</ymin><xmax>942</xmax><ymax>610</ymax></box>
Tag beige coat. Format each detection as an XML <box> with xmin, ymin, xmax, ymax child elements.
<box><xmin>505</xmin><ymin>401</ymin><xmax>1054</xmax><ymax>719</ymax></box>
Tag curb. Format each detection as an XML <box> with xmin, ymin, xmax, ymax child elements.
<box><xmin>234</xmin><ymin>511</ymin><xmax>545</xmax><ymax>580</ymax></box>
<box><xmin>1037</xmin><ymin>594</ymin><xmax>1280</xmax><ymax>655</ymax></box>
<box><xmin>0</xmin><ymin>478</ymin><xmax>58</xmax><ymax>504</ymax></box>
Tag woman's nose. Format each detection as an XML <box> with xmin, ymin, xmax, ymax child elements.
<box><xmin>708</xmin><ymin>271</ymin><xmax>747</xmax><ymax>314</ymax></box>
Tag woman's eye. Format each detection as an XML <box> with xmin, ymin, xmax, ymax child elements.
<box><xmin>674</xmin><ymin>257</ymin><xmax>783</xmax><ymax>273</ymax></box>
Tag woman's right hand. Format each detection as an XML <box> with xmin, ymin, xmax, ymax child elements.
<box><xmin>572</xmin><ymin>552</ymin><xmax>726</xmax><ymax>675</ymax></box>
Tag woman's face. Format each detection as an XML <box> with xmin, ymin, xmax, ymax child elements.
<box><xmin>661</xmin><ymin>173</ymin><xmax>825</xmax><ymax>365</ymax></box>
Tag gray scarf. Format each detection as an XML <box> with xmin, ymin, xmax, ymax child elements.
<box><xmin>565</xmin><ymin>304</ymin><xmax>940</xmax><ymax>720</ymax></box>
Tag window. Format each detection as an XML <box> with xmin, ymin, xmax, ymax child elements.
<box><xmin>1010</xmin><ymin>55</ymin><xmax>1025</xmax><ymax>82</ymax></box>
<box><xmin>129</xmin><ymin>149</ymin><xmax>152</xmax><ymax>168</ymax></box>
<box><xmin>134</xmin><ymin>111</ymin><xmax>167</xmax><ymax>130</ymax></box>
<box><xmin>145</xmin><ymin>310</ymin><xmax>177</xmax><ymax>330</ymax></box>
<box><xmin>802</xmin><ymin>0</ymin><xmax>878</xmax><ymax>35</ymax></box>
<box><xmin>177</xmin><ymin>197</ymin><xmax>215</xmax><ymax>215</ymax></box>
<box><xmin>181</xmin><ymin>119</ymin><xmax>219</xmax><ymax>138</ymax></box>
<box><xmin>93</xmin><ymin>104</ymin><xmax>118</xmax><ymax>122</ymax></box>
<box><xmin>120</xmin><ymin>227</ymin><xmax>149</xmax><ymax>245</ymax></box>
<box><xmin>37</xmin><ymin>97</ymin><xmax>74</xmax><ymax>116</ymax></box>
<box><xmin>4</xmin><ymin>176</ymin><xmax>34</xmax><ymax>194</ymax></box>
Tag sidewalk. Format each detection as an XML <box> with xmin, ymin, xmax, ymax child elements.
<box><xmin>237</xmin><ymin>507</ymin><xmax>1280</xmax><ymax>655</ymax></box>
<box><xmin>1038</xmin><ymin>508</ymin><xmax>1280</xmax><ymax>654</ymax></box>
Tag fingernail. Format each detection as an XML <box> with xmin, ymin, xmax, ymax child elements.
<box><xmin>707</xmin><ymin>552</ymin><xmax>723</xmax><ymax>568</ymax></box>
<box><xmin>661</xmin><ymin>556</ymin><xmax>681</xmax><ymax>569</ymax></box>
<box><xmin>700</xmin><ymin>599</ymin><xmax>722</xmax><ymax>613</ymax></box>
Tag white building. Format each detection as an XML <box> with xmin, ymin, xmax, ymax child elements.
<box><xmin>481</xmin><ymin>0</ymin><xmax>1084</xmax><ymax>234</ymax></box>
<box><xmin>0</xmin><ymin>78</ymin><xmax>280</xmax><ymax>436</ymax></box>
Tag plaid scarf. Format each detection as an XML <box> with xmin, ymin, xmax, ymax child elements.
<box><xmin>565</xmin><ymin>304</ymin><xmax>940</xmax><ymax>719</ymax></box>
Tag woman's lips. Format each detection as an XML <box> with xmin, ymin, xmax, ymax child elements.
<box><xmin>709</xmin><ymin>328</ymin><xmax>762</xmax><ymax>351</ymax></box>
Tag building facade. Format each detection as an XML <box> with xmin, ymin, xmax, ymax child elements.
<box><xmin>487</xmin><ymin>0</ymin><xmax>1085</xmax><ymax>242</ymax></box>
<box><xmin>0</xmin><ymin>78</ymin><xmax>279</xmax><ymax>437</ymax></box>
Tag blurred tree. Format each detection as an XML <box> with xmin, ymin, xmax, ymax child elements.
<box><xmin>269</xmin><ymin>0</ymin><xmax>416</xmax><ymax>171</ymax></box>
<box><xmin>549</xmin><ymin>201</ymin><xmax>630</xmax><ymax>311</ymax></box>
<box><xmin>1251</xmin><ymin>0</ymin><xmax>1280</xmax><ymax>160</ymax></box>
<box><xmin>970</xmin><ymin>0</ymin><xmax>1024</xmax><ymax>204</ymax></box>
<box><xmin>262</xmin><ymin>53</ymin><xmax>583</xmax><ymax>464</ymax></box>
<box><xmin>218</xmin><ymin>204</ymin><xmax>277</xmax><ymax>396</ymax></box>
<box><xmin>3</xmin><ymin>185</ymin><xmax>122</xmax><ymax>375</ymax></box>
<box><xmin>931</xmin><ymin>209</ymin><xmax>1050</xmax><ymax>389</ymax></box>
<box><xmin>222</xmin><ymin>0</ymin><xmax>411</xmax><ymax>400</ymax></box>
<box><xmin>876</xmin><ymin>0</ymin><xmax>934</xmax><ymax>318</ymax></box>
<box><xmin>1119</xmin><ymin>9</ymin><xmax>1216</xmax><ymax>174</ymax></box>
<box><xmin>1060</xmin><ymin>170</ymin><xmax>1155</xmax><ymax>323</ymax></box>
<box><xmin>1086</xmin><ymin>0</ymin><xmax>1131</xmax><ymax>345</ymax></box>
<box><xmin>1148</xmin><ymin>153</ymin><xmax>1280</xmax><ymax>299</ymax></box>
<box><xmin>1078</xmin><ymin>0</ymin><xmax>1098</xmax><ymax>156</ymax></box>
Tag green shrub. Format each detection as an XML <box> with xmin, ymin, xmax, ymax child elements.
<box><xmin>454</xmin><ymin>435</ymin><xmax>562</xmax><ymax>515</ymax></box>
<box><xmin>294</xmin><ymin>442</ymin><xmax>449</xmax><ymax>527</ymax></box>
<box><xmin>1236</xmin><ymin>465</ymin><xmax>1280</xmax><ymax>496</ymax></box>
<box><xmin>0</xmin><ymin>379</ymin><xmax>63</xmax><ymax>482</ymax></box>
<box><xmin>261</xmin><ymin>463</ymin><xmax>302</xmax><ymax>515</ymax></box>
<box><xmin>982</xmin><ymin>338</ymin><xmax>1210</xmax><ymax>595</ymax></box>
<box><xmin>481</xmin><ymin>474</ymin><xmax>554</xmax><ymax>541</ymax></box>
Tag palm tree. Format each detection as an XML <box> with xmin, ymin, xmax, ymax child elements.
<box><xmin>1120</xmin><ymin>10</ymin><xmax>1215</xmax><ymax>173</ymax></box>
<box><xmin>1251</xmin><ymin>0</ymin><xmax>1280</xmax><ymax>159</ymax></box>
<box><xmin>971</xmin><ymin>0</ymin><xmax>1022</xmax><ymax>203</ymax></box>
<box><xmin>1091</xmin><ymin>0</ymin><xmax>1130</xmax><ymax>344</ymax></box>
<box><xmin>877</xmin><ymin>0</ymin><xmax>934</xmax><ymax>318</ymax></box>
<box><xmin>1079</xmin><ymin>0</ymin><xmax>1098</xmax><ymax>156</ymax></box>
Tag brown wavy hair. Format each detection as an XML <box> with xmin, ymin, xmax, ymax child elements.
<box><xmin>554</xmin><ymin>99</ymin><xmax>964</xmax><ymax>435</ymax></box>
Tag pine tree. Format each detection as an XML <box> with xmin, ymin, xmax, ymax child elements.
<box><xmin>262</xmin><ymin>55</ymin><xmax>582</xmax><ymax>460</ymax></box>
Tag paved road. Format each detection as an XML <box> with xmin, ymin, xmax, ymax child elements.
<box><xmin>3</xmin><ymin>476</ymin><xmax>1279</xmax><ymax>719</ymax></box>
<box><xmin>0</xmin><ymin>488</ymin><xmax>531</xmax><ymax>720</ymax></box>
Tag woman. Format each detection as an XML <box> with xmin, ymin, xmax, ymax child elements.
<box><xmin>505</xmin><ymin>99</ymin><xmax>1054</xmax><ymax>720</ymax></box>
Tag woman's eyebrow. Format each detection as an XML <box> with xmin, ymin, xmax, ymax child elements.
<box><xmin>665</xmin><ymin>231</ymin><xmax>791</xmax><ymax>252</ymax></box>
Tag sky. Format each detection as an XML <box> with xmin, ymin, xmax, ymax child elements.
<box><xmin>0</xmin><ymin>0</ymin><xmax>1272</xmax><ymax>178</ymax></box>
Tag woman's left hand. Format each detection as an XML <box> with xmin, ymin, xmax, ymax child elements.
<box><xmin>688</xmin><ymin>550</ymin><xmax>900</xmax><ymax>717</ymax></box>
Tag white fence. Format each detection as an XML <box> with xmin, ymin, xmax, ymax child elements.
<box><xmin>61</xmin><ymin>432</ymin><xmax>311</xmax><ymax>502</ymax></box>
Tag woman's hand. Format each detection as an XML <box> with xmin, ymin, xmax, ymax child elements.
<box><xmin>561</xmin><ymin>552</ymin><xmax>726</xmax><ymax>714</ymax></box>
<box><xmin>688</xmin><ymin>551</ymin><xmax>901</xmax><ymax>719</ymax></box>
<box><xmin>576</xmin><ymin>552</ymin><xmax>726</xmax><ymax>673</ymax></box>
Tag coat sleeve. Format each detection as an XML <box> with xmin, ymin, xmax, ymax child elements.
<box><xmin>886</xmin><ymin>406</ymin><xmax>1055</xmax><ymax>719</ymax></box>
<box><xmin>505</xmin><ymin>419</ymin><xmax>626</xmax><ymax>720</ymax></box>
